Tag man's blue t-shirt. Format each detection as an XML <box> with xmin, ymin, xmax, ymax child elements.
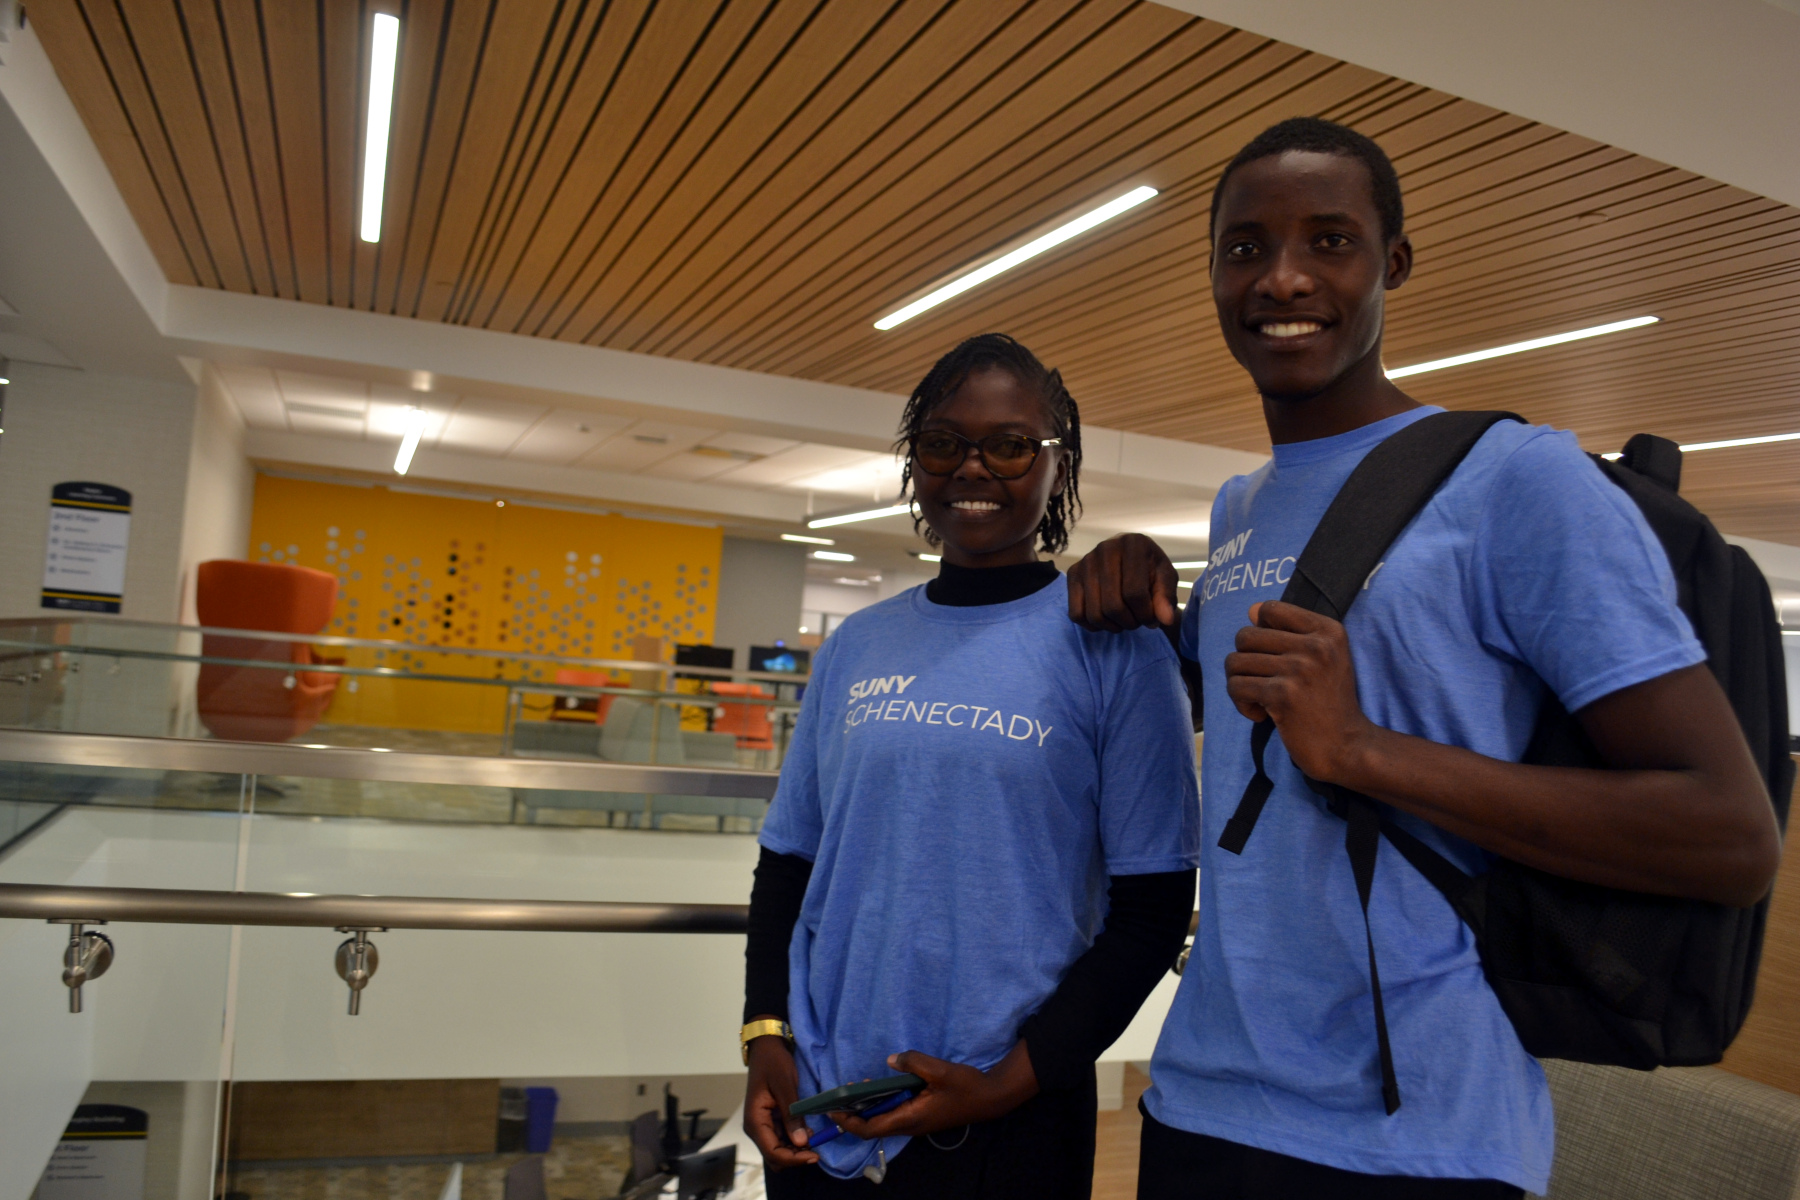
<box><xmin>761</xmin><ymin>576</ymin><xmax>1201</xmax><ymax>1180</ymax></box>
<box><xmin>1150</xmin><ymin>407</ymin><xmax>1705</xmax><ymax>1192</ymax></box>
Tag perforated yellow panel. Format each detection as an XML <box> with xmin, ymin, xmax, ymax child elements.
<box><xmin>246</xmin><ymin>475</ymin><xmax>721</xmax><ymax>732</ymax></box>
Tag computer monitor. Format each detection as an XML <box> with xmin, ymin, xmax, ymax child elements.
<box><xmin>749</xmin><ymin>645</ymin><xmax>809</xmax><ymax>674</ymax></box>
<box><xmin>674</xmin><ymin>644</ymin><xmax>734</xmax><ymax>670</ymax></box>
<box><xmin>676</xmin><ymin>1145</ymin><xmax>736</xmax><ymax>1200</ymax></box>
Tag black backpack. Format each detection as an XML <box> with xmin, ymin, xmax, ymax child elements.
<box><xmin>1217</xmin><ymin>410</ymin><xmax>1794</xmax><ymax>1115</ymax></box>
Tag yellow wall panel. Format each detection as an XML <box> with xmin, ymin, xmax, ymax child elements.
<box><xmin>246</xmin><ymin>475</ymin><xmax>722</xmax><ymax>733</ymax></box>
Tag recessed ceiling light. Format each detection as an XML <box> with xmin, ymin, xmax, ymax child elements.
<box><xmin>834</xmin><ymin>576</ymin><xmax>875</xmax><ymax>587</ymax></box>
<box><xmin>1177</xmin><ymin>579</ymin><xmax>1195</xmax><ymax>589</ymax></box>
<box><xmin>782</xmin><ymin>533</ymin><xmax>836</xmax><ymax>545</ymax></box>
<box><xmin>1170</xmin><ymin>560</ymin><xmax>1206</xmax><ymax>570</ymax></box>
<box><xmin>916</xmin><ymin>553</ymin><xmax>942</xmax><ymax>563</ymax></box>
<box><xmin>874</xmin><ymin>186</ymin><xmax>1158</xmax><ymax>330</ymax></box>
<box><xmin>808</xmin><ymin>503</ymin><xmax>912</xmax><ymax>529</ymax></box>
<box><xmin>393</xmin><ymin>407</ymin><xmax>425</xmax><ymax>475</ymax></box>
<box><xmin>813</xmin><ymin>550</ymin><xmax>855</xmax><ymax>562</ymax></box>
<box><xmin>1384</xmin><ymin>316</ymin><xmax>1658</xmax><ymax>380</ymax></box>
<box><xmin>359</xmin><ymin>14</ymin><xmax>401</xmax><ymax>244</ymax></box>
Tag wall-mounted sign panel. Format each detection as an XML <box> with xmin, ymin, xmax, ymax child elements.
<box><xmin>42</xmin><ymin>482</ymin><xmax>132</xmax><ymax>613</ymax></box>
<box><xmin>36</xmin><ymin>1104</ymin><xmax>148</xmax><ymax>1200</ymax></box>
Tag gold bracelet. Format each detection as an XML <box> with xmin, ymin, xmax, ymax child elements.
<box><xmin>740</xmin><ymin>1018</ymin><xmax>793</xmax><ymax>1065</ymax></box>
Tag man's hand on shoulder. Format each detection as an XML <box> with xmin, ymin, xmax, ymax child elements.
<box><xmin>1067</xmin><ymin>533</ymin><xmax>1181</xmax><ymax>633</ymax></box>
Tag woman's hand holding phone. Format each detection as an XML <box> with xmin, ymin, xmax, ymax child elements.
<box><xmin>743</xmin><ymin>1031</ymin><xmax>819</xmax><ymax>1171</ymax></box>
<box><xmin>830</xmin><ymin>1041</ymin><xmax>1040</xmax><ymax>1140</ymax></box>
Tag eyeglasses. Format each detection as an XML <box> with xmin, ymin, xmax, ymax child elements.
<box><xmin>910</xmin><ymin>430</ymin><xmax>1062</xmax><ymax>479</ymax></box>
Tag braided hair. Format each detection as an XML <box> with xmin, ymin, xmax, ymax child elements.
<box><xmin>893</xmin><ymin>333</ymin><xmax>1083</xmax><ymax>555</ymax></box>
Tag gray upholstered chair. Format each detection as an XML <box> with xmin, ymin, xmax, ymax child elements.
<box><xmin>1542</xmin><ymin>1059</ymin><xmax>1800</xmax><ymax>1199</ymax></box>
<box><xmin>514</xmin><ymin>699</ymin><xmax>764</xmax><ymax>828</ymax></box>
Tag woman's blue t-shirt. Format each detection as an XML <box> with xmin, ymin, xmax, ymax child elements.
<box><xmin>760</xmin><ymin>575</ymin><xmax>1201</xmax><ymax>1180</ymax></box>
<box><xmin>1152</xmin><ymin>407</ymin><xmax>1706</xmax><ymax>1192</ymax></box>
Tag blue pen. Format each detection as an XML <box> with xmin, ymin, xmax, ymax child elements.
<box><xmin>805</xmin><ymin>1089</ymin><xmax>913</xmax><ymax>1148</ymax></box>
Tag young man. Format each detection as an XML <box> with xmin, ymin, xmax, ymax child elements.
<box><xmin>1068</xmin><ymin>118</ymin><xmax>1780</xmax><ymax>1198</ymax></box>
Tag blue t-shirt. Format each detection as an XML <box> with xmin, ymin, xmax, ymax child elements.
<box><xmin>1149</xmin><ymin>407</ymin><xmax>1705</xmax><ymax>1192</ymax></box>
<box><xmin>761</xmin><ymin>576</ymin><xmax>1201</xmax><ymax>1180</ymax></box>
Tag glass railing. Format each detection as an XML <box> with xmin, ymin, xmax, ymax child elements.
<box><xmin>0</xmin><ymin>743</ymin><xmax>771</xmax><ymax>1200</ymax></box>
<box><xmin>1</xmin><ymin>721</ymin><xmax>1182</xmax><ymax>1200</ymax></box>
<box><xmin>0</xmin><ymin>617</ymin><xmax>800</xmax><ymax>831</ymax></box>
<box><xmin>0</xmin><ymin>725</ymin><xmax>778</xmax><ymax>835</ymax></box>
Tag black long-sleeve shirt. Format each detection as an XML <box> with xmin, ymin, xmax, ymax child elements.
<box><xmin>743</xmin><ymin>559</ymin><xmax>1197</xmax><ymax>1090</ymax></box>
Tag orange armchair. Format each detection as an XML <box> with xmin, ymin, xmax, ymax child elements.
<box><xmin>710</xmin><ymin>682</ymin><xmax>775</xmax><ymax>750</ymax></box>
<box><xmin>195</xmin><ymin>560</ymin><xmax>342</xmax><ymax>743</ymax></box>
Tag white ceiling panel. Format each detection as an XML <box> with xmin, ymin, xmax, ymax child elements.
<box><xmin>276</xmin><ymin>371</ymin><xmax>368</xmax><ymax>414</ymax></box>
<box><xmin>713</xmin><ymin>443</ymin><xmax>875</xmax><ymax>488</ymax></box>
<box><xmin>436</xmin><ymin>396</ymin><xmax>546</xmax><ymax>455</ymax></box>
<box><xmin>507</xmin><ymin>409</ymin><xmax>635</xmax><ymax>465</ymax></box>
<box><xmin>283</xmin><ymin>408</ymin><xmax>367</xmax><ymax>436</ymax></box>
<box><xmin>212</xmin><ymin>363</ymin><xmax>287</xmax><ymax>429</ymax></box>
<box><xmin>698</xmin><ymin>431</ymin><xmax>802</xmax><ymax>457</ymax></box>
<box><xmin>639</xmin><ymin>451</ymin><xmax>752</xmax><ymax>482</ymax></box>
<box><xmin>581</xmin><ymin>421</ymin><xmax>716</xmax><ymax>472</ymax></box>
<box><xmin>786</xmin><ymin>453</ymin><xmax>905</xmax><ymax>499</ymax></box>
<box><xmin>365</xmin><ymin>397</ymin><xmax>453</xmax><ymax>442</ymax></box>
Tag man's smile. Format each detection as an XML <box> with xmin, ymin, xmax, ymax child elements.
<box><xmin>1252</xmin><ymin>318</ymin><xmax>1330</xmax><ymax>342</ymax></box>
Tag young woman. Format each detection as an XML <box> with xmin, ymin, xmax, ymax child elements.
<box><xmin>740</xmin><ymin>334</ymin><xmax>1201</xmax><ymax>1198</ymax></box>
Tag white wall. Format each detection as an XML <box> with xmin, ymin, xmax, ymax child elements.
<box><xmin>878</xmin><ymin>570</ymin><xmax>934</xmax><ymax>603</ymax></box>
<box><xmin>0</xmin><ymin>362</ymin><xmax>199</xmax><ymax>622</ymax></box>
<box><xmin>1786</xmin><ymin>634</ymin><xmax>1800</xmax><ymax>740</ymax></box>
<box><xmin>802</xmin><ymin>582</ymin><xmax>883</xmax><ymax>623</ymax></box>
<box><xmin>175</xmin><ymin>365</ymin><xmax>253</xmax><ymax>625</ymax></box>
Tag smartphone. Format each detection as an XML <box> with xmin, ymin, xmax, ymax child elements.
<box><xmin>788</xmin><ymin>1073</ymin><xmax>924</xmax><ymax>1118</ymax></box>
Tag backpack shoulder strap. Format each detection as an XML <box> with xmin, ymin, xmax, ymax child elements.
<box><xmin>1284</xmin><ymin>409</ymin><xmax>1527</xmax><ymax>619</ymax></box>
<box><xmin>1217</xmin><ymin>410</ymin><xmax>1524</xmax><ymax>855</ymax></box>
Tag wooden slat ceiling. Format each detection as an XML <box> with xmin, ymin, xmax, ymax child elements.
<box><xmin>32</xmin><ymin>0</ymin><xmax>1800</xmax><ymax>542</ymax></box>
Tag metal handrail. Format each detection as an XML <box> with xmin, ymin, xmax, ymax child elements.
<box><xmin>0</xmin><ymin>728</ymin><xmax>779</xmax><ymax>797</ymax></box>
<box><xmin>0</xmin><ymin>883</ymin><xmax>749</xmax><ymax>932</ymax></box>
<box><xmin>2</xmin><ymin>882</ymin><xmax>750</xmax><ymax>1014</ymax></box>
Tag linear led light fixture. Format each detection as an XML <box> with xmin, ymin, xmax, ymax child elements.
<box><xmin>1679</xmin><ymin>430</ymin><xmax>1800</xmax><ymax>453</ymax></box>
<box><xmin>874</xmin><ymin>186</ymin><xmax>1158</xmax><ymax>331</ymax></box>
<box><xmin>359</xmin><ymin>13</ymin><xmax>401</xmax><ymax>243</ymax></box>
<box><xmin>782</xmin><ymin>533</ymin><xmax>836</xmax><ymax>545</ymax></box>
<box><xmin>916</xmin><ymin>553</ymin><xmax>942</xmax><ymax>563</ymax></box>
<box><xmin>813</xmin><ymin>550</ymin><xmax>855</xmax><ymax>562</ymax></box>
<box><xmin>1385</xmin><ymin>316</ymin><xmax>1659</xmax><ymax>380</ymax></box>
<box><xmin>808</xmin><ymin>503</ymin><xmax>912</xmax><ymax>529</ymax></box>
<box><xmin>1170</xmin><ymin>560</ymin><xmax>1206</xmax><ymax>570</ymax></box>
<box><xmin>393</xmin><ymin>407</ymin><xmax>425</xmax><ymax>475</ymax></box>
<box><xmin>1601</xmin><ymin>430</ymin><xmax>1800</xmax><ymax>460</ymax></box>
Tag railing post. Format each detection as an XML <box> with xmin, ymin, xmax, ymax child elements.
<box><xmin>49</xmin><ymin>918</ymin><xmax>113</xmax><ymax>1013</ymax></box>
<box><xmin>334</xmin><ymin>926</ymin><xmax>384</xmax><ymax>1015</ymax></box>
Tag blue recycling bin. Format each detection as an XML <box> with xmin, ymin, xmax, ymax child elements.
<box><xmin>524</xmin><ymin>1086</ymin><xmax>558</xmax><ymax>1153</ymax></box>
